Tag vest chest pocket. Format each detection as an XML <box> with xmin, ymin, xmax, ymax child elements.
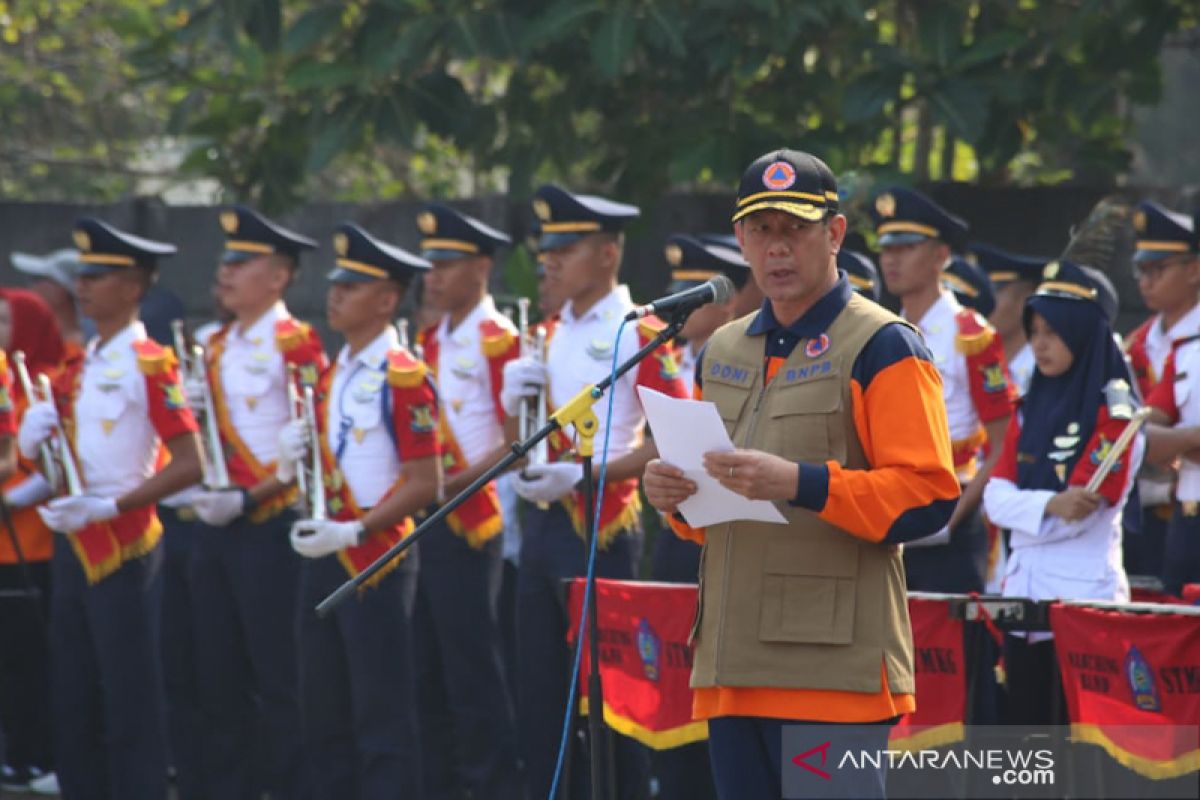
<box><xmin>768</xmin><ymin>374</ymin><xmax>842</xmax><ymax>462</ymax></box>
<box><xmin>759</xmin><ymin>537</ymin><xmax>858</xmax><ymax>645</ymax></box>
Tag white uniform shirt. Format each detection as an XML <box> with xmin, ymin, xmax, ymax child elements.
<box><xmin>906</xmin><ymin>291</ymin><xmax>981</xmax><ymax>443</ymax></box>
<box><xmin>1168</xmin><ymin>338</ymin><xmax>1200</xmax><ymax>502</ymax></box>
<box><xmin>546</xmin><ymin>286</ymin><xmax>646</xmax><ymax>461</ymax></box>
<box><xmin>983</xmin><ymin>423</ymin><xmax>1139</xmax><ymax>609</ymax></box>
<box><xmin>74</xmin><ymin>322</ymin><xmax>163</xmax><ymax>498</ymax></box>
<box><xmin>1146</xmin><ymin>303</ymin><xmax>1200</xmax><ymax>380</ymax></box>
<box><xmin>435</xmin><ymin>296</ymin><xmax>512</xmax><ymax>467</ymax></box>
<box><xmin>326</xmin><ymin>327</ymin><xmax>402</xmax><ymax>509</ymax></box>
<box><xmin>1009</xmin><ymin>342</ymin><xmax>1035</xmax><ymax>398</ymax></box>
<box><xmin>218</xmin><ymin>301</ymin><xmax>293</xmax><ymax>466</ymax></box>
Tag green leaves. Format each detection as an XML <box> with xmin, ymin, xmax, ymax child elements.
<box><xmin>590</xmin><ymin>9</ymin><xmax>638</xmax><ymax>79</ymax></box>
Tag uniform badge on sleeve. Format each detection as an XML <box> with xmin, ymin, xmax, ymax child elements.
<box><xmin>164</xmin><ymin>383</ymin><xmax>186</xmax><ymax>410</ymax></box>
<box><xmin>981</xmin><ymin>363</ymin><xmax>1008</xmax><ymax>393</ymax></box>
<box><xmin>410</xmin><ymin>404</ymin><xmax>435</xmax><ymax>434</ymax></box>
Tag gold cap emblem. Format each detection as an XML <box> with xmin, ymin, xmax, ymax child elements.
<box><xmin>533</xmin><ymin>198</ymin><xmax>552</xmax><ymax>222</ymax></box>
<box><xmin>1044</xmin><ymin>261</ymin><xmax>1060</xmax><ymax>280</ymax></box>
<box><xmin>220</xmin><ymin>210</ymin><xmax>239</xmax><ymax>234</ymax></box>
<box><xmin>875</xmin><ymin>193</ymin><xmax>896</xmax><ymax>218</ymax></box>
<box><xmin>417</xmin><ymin>211</ymin><xmax>437</xmax><ymax>235</ymax></box>
<box><xmin>1133</xmin><ymin>209</ymin><xmax>1147</xmax><ymax>233</ymax></box>
<box><xmin>72</xmin><ymin>230</ymin><xmax>91</xmax><ymax>252</ymax></box>
<box><xmin>333</xmin><ymin>232</ymin><xmax>349</xmax><ymax>256</ymax></box>
<box><xmin>664</xmin><ymin>244</ymin><xmax>683</xmax><ymax>266</ymax></box>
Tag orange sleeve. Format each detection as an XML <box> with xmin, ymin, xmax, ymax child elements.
<box><xmin>814</xmin><ymin>355</ymin><xmax>961</xmax><ymax>544</ymax></box>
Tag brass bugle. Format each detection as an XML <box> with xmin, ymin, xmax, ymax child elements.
<box><xmin>38</xmin><ymin>374</ymin><xmax>83</xmax><ymax>496</ymax></box>
<box><xmin>11</xmin><ymin>351</ymin><xmax>62</xmax><ymax>493</ymax></box>
<box><xmin>302</xmin><ymin>384</ymin><xmax>327</xmax><ymax>521</ymax></box>
<box><xmin>172</xmin><ymin>320</ymin><xmax>230</xmax><ymax>488</ymax></box>
<box><xmin>286</xmin><ymin>364</ymin><xmax>308</xmax><ymax>504</ymax></box>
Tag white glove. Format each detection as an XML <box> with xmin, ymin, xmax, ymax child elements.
<box><xmin>17</xmin><ymin>401</ymin><xmax>58</xmax><ymax>461</ymax></box>
<box><xmin>183</xmin><ymin>375</ymin><xmax>208</xmax><ymax>412</ymax></box>
<box><xmin>289</xmin><ymin>518</ymin><xmax>363</xmax><ymax>559</ymax></box>
<box><xmin>514</xmin><ymin>462</ymin><xmax>584</xmax><ymax>504</ymax></box>
<box><xmin>37</xmin><ymin>494</ymin><xmax>119</xmax><ymax>534</ymax></box>
<box><xmin>500</xmin><ymin>357</ymin><xmax>547</xmax><ymax>417</ymax></box>
<box><xmin>2</xmin><ymin>473</ymin><xmax>53</xmax><ymax>510</ymax></box>
<box><xmin>275</xmin><ymin>419</ymin><xmax>308</xmax><ymax>484</ymax></box>
<box><xmin>191</xmin><ymin>489</ymin><xmax>246</xmax><ymax>526</ymax></box>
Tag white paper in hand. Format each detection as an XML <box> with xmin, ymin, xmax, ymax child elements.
<box><xmin>638</xmin><ymin>386</ymin><xmax>787</xmax><ymax>528</ymax></box>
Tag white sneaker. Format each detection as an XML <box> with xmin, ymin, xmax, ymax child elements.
<box><xmin>28</xmin><ymin>771</ymin><xmax>61</xmax><ymax>795</ymax></box>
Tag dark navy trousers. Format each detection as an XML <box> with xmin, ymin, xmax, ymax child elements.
<box><xmin>708</xmin><ymin>716</ymin><xmax>891</xmax><ymax>800</ymax></box>
<box><xmin>158</xmin><ymin>505</ymin><xmax>203</xmax><ymax>800</ymax></box>
<box><xmin>1163</xmin><ymin>506</ymin><xmax>1200</xmax><ymax>596</ymax></box>
<box><xmin>297</xmin><ymin>549</ymin><xmax>420</xmax><ymax>800</ymax></box>
<box><xmin>413</xmin><ymin>518</ymin><xmax>523</xmax><ymax>800</ymax></box>
<box><xmin>50</xmin><ymin>540</ymin><xmax>167</xmax><ymax>800</ymax></box>
<box><xmin>189</xmin><ymin>510</ymin><xmax>305</xmax><ymax>799</ymax></box>
<box><xmin>516</xmin><ymin>502</ymin><xmax>647</xmax><ymax>800</ymax></box>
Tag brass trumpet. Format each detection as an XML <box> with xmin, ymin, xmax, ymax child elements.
<box><xmin>171</xmin><ymin>320</ymin><xmax>230</xmax><ymax>489</ymax></box>
<box><xmin>286</xmin><ymin>364</ymin><xmax>325</xmax><ymax>521</ymax></box>
<box><xmin>516</xmin><ymin>298</ymin><xmax>549</xmax><ymax>465</ymax></box>
<box><xmin>11</xmin><ymin>351</ymin><xmax>83</xmax><ymax>495</ymax></box>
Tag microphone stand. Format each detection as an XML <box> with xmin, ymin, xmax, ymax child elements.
<box><xmin>317</xmin><ymin>306</ymin><xmax>690</xmax><ymax>800</ymax></box>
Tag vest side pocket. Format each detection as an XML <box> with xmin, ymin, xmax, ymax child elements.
<box><xmin>770</xmin><ymin>374</ymin><xmax>843</xmax><ymax>462</ymax></box>
<box><xmin>758</xmin><ymin>537</ymin><xmax>858</xmax><ymax>645</ymax></box>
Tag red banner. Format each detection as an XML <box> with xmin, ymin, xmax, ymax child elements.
<box><xmin>1050</xmin><ymin>603</ymin><xmax>1200</xmax><ymax>778</ymax></box>
<box><xmin>889</xmin><ymin>597</ymin><xmax>967</xmax><ymax>750</ymax></box>
<box><xmin>565</xmin><ymin>578</ymin><xmax>706</xmax><ymax>750</ymax></box>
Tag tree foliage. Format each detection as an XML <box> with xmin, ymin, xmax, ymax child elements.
<box><xmin>2</xmin><ymin>0</ymin><xmax>1197</xmax><ymax>210</ymax></box>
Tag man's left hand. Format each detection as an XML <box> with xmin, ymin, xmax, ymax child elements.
<box><xmin>703</xmin><ymin>449</ymin><xmax>799</xmax><ymax>502</ymax></box>
<box><xmin>514</xmin><ymin>462</ymin><xmax>584</xmax><ymax>504</ymax></box>
<box><xmin>191</xmin><ymin>489</ymin><xmax>246</xmax><ymax>526</ymax></box>
<box><xmin>37</xmin><ymin>495</ymin><xmax>119</xmax><ymax>534</ymax></box>
<box><xmin>290</xmin><ymin>519</ymin><xmax>363</xmax><ymax>559</ymax></box>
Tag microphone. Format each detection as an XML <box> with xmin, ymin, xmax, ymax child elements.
<box><xmin>624</xmin><ymin>275</ymin><xmax>736</xmax><ymax>321</ymax></box>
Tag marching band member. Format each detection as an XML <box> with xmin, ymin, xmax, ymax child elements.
<box><xmin>501</xmin><ymin>184</ymin><xmax>688</xmax><ymax>799</ymax></box>
<box><xmin>413</xmin><ymin>203</ymin><xmax>524</xmax><ymax>800</ymax></box>
<box><xmin>970</xmin><ymin>243</ymin><xmax>1046</xmax><ymax>397</ymax></box>
<box><xmin>18</xmin><ymin>218</ymin><xmax>202</xmax><ymax>798</ymax></box>
<box><xmin>187</xmin><ymin>206</ymin><xmax>326</xmax><ymax>799</ymax></box>
<box><xmin>279</xmin><ymin>222</ymin><xmax>441</xmax><ymax>799</ymax></box>
<box><xmin>983</xmin><ymin>260</ymin><xmax>1140</xmax><ymax>724</ymax></box>
<box><xmin>0</xmin><ymin>289</ymin><xmax>63</xmax><ymax>792</ymax></box>
<box><xmin>1124</xmin><ymin>201</ymin><xmax>1199</xmax><ymax>578</ymax></box>
<box><xmin>875</xmin><ymin>187</ymin><xmax>1016</xmax><ymax>593</ymax></box>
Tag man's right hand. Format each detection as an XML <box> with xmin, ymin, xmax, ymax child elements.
<box><xmin>16</xmin><ymin>401</ymin><xmax>58</xmax><ymax>460</ymax></box>
<box><xmin>500</xmin><ymin>357</ymin><xmax>546</xmax><ymax>417</ymax></box>
<box><xmin>642</xmin><ymin>459</ymin><xmax>698</xmax><ymax>515</ymax></box>
<box><xmin>1045</xmin><ymin>486</ymin><xmax>1102</xmax><ymax>521</ymax></box>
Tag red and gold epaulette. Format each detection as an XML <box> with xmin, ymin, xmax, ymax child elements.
<box><xmin>133</xmin><ymin>338</ymin><xmax>176</xmax><ymax>376</ymax></box>
<box><xmin>954</xmin><ymin>308</ymin><xmax>996</xmax><ymax>357</ymax></box>
<box><xmin>480</xmin><ymin>318</ymin><xmax>517</xmax><ymax>359</ymax></box>
<box><xmin>387</xmin><ymin>348</ymin><xmax>428</xmax><ymax>389</ymax></box>
<box><xmin>274</xmin><ymin>317</ymin><xmax>312</xmax><ymax>354</ymax></box>
<box><xmin>1123</xmin><ymin>318</ymin><xmax>1153</xmax><ymax>355</ymax></box>
<box><xmin>0</xmin><ymin>350</ymin><xmax>8</xmax><ymax>380</ymax></box>
<box><xmin>636</xmin><ymin>315</ymin><xmax>669</xmax><ymax>342</ymax></box>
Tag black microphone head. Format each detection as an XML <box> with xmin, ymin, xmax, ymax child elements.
<box><xmin>709</xmin><ymin>274</ymin><xmax>736</xmax><ymax>305</ymax></box>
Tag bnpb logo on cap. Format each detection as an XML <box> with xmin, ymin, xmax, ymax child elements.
<box><xmin>762</xmin><ymin>161</ymin><xmax>797</xmax><ymax>191</ymax></box>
